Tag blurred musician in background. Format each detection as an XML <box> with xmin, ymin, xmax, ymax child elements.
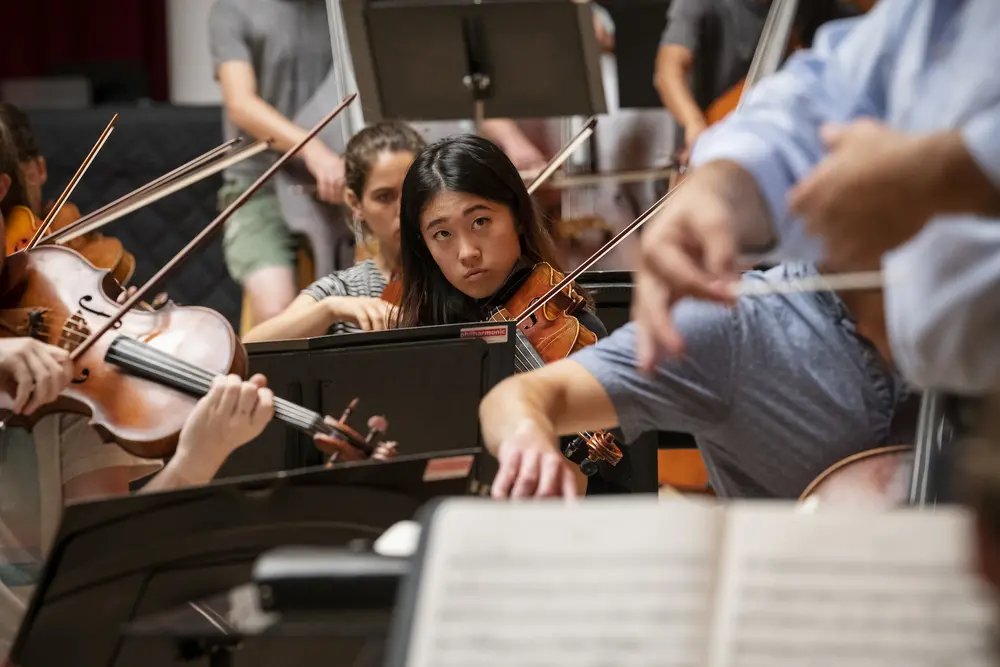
<box><xmin>243</xmin><ymin>120</ymin><xmax>424</xmax><ymax>341</ymax></box>
<box><xmin>0</xmin><ymin>105</ymin><xmax>45</xmax><ymax>217</ymax></box>
<box><xmin>479</xmin><ymin>4</ymin><xmax>616</xmax><ymax>176</ymax></box>
<box><xmin>654</xmin><ymin>0</ymin><xmax>857</xmax><ymax>163</ymax></box>
<box><xmin>0</xmin><ymin>120</ymin><xmax>29</xmax><ymax>223</ymax></box>
<box><xmin>209</xmin><ymin>0</ymin><xmax>345</xmax><ymax>326</ymax></box>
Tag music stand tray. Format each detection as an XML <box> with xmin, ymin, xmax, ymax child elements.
<box><xmin>11</xmin><ymin>450</ymin><xmax>479</xmax><ymax>667</ymax></box>
<box><xmin>342</xmin><ymin>0</ymin><xmax>607</xmax><ymax>128</ymax></box>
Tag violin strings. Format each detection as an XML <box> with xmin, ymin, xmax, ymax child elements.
<box><xmin>107</xmin><ymin>337</ymin><xmax>323</xmax><ymax>433</ymax></box>
<box><xmin>511</xmin><ymin>332</ymin><xmax>600</xmax><ymax>444</ymax></box>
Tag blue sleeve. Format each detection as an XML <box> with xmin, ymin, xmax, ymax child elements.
<box><xmin>690</xmin><ymin>0</ymin><xmax>909</xmax><ymax>260</ymax></box>
<box><xmin>569</xmin><ymin>305</ymin><xmax>738</xmax><ymax>443</ymax></box>
<box><xmin>962</xmin><ymin>104</ymin><xmax>1000</xmax><ymax>188</ymax></box>
<box><xmin>884</xmin><ymin>218</ymin><xmax>1000</xmax><ymax>395</ymax></box>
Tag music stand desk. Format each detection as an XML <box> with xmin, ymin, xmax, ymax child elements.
<box><xmin>11</xmin><ymin>450</ymin><xmax>478</xmax><ymax>667</ymax></box>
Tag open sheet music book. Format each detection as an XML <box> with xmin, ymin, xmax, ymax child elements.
<box><xmin>387</xmin><ymin>498</ymin><xmax>997</xmax><ymax>667</ymax></box>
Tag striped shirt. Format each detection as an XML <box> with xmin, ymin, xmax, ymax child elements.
<box><xmin>300</xmin><ymin>259</ymin><xmax>388</xmax><ymax>335</ymax></box>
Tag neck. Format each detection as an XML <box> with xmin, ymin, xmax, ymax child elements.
<box><xmin>374</xmin><ymin>248</ymin><xmax>397</xmax><ymax>279</ymax></box>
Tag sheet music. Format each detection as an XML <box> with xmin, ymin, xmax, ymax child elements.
<box><xmin>709</xmin><ymin>504</ymin><xmax>996</xmax><ymax>667</ymax></box>
<box><xmin>404</xmin><ymin>497</ymin><xmax>722</xmax><ymax>667</ymax></box>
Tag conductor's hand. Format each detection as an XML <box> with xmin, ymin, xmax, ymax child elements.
<box><xmin>0</xmin><ymin>338</ymin><xmax>73</xmax><ymax>415</ymax></box>
<box><xmin>490</xmin><ymin>419</ymin><xmax>579</xmax><ymax>499</ymax></box>
<box><xmin>632</xmin><ymin>165</ymin><xmax>743</xmax><ymax>371</ymax></box>
<box><xmin>303</xmin><ymin>140</ymin><xmax>347</xmax><ymax>204</ymax></box>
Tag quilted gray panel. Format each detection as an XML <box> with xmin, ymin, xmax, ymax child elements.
<box><xmin>27</xmin><ymin>105</ymin><xmax>241</xmax><ymax>329</ymax></box>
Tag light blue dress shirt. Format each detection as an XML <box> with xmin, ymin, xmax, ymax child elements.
<box><xmin>690</xmin><ymin>0</ymin><xmax>1000</xmax><ymax>394</ymax></box>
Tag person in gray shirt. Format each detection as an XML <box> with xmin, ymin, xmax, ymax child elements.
<box><xmin>654</xmin><ymin>0</ymin><xmax>855</xmax><ymax>162</ymax></box>
<box><xmin>209</xmin><ymin>0</ymin><xmax>347</xmax><ymax>326</ymax></box>
<box><xmin>480</xmin><ymin>262</ymin><xmax>915</xmax><ymax>499</ymax></box>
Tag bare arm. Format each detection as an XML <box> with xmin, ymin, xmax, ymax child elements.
<box><xmin>217</xmin><ymin>61</ymin><xmax>345</xmax><ymax>203</ymax></box>
<box><xmin>218</xmin><ymin>61</ymin><xmax>317</xmax><ymax>154</ymax></box>
<box><xmin>655</xmin><ymin>44</ymin><xmax>707</xmax><ymax>147</ymax></box>
<box><xmin>479</xmin><ymin>118</ymin><xmax>547</xmax><ymax>173</ymax></box>
<box><xmin>479</xmin><ymin>358</ymin><xmax>618</xmax><ymax>457</ymax></box>
<box><xmin>243</xmin><ymin>294</ymin><xmax>340</xmax><ymax>342</ymax></box>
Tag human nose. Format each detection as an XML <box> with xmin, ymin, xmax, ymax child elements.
<box><xmin>457</xmin><ymin>237</ymin><xmax>482</xmax><ymax>265</ymax></box>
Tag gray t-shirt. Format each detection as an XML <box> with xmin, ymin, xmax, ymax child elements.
<box><xmin>660</xmin><ymin>0</ymin><xmax>769</xmax><ymax>111</ymax></box>
<box><xmin>209</xmin><ymin>0</ymin><xmax>333</xmax><ymax>184</ymax></box>
<box><xmin>571</xmin><ymin>263</ymin><xmax>914</xmax><ymax>499</ymax></box>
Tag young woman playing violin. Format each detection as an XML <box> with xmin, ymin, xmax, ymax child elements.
<box><xmin>393</xmin><ymin>134</ymin><xmax>607</xmax><ymax>337</ymax></box>
<box><xmin>244</xmin><ymin>121</ymin><xmax>425</xmax><ymax>341</ymax></box>
<box><xmin>391</xmin><ymin>135</ymin><xmax>636</xmax><ymax>494</ymax></box>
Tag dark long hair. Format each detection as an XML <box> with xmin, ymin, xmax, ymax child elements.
<box><xmin>395</xmin><ymin>134</ymin><xmax>564</xmax><ymax>328</ymax></box>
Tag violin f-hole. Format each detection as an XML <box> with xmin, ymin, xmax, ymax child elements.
<box><xmin>78</xmin><ymin>296</ymin><xmax>122</xmax><ymax>329</ymax></box>
<box><xmin>72</xmin><ymin>368</ymin><xmax>90</xmax><ymax>384</ymax></box>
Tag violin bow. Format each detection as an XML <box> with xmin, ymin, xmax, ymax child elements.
<box><xmin>47</xmin><ymin>140</ymin><xmax>271</xmax><ymax>245</ymax></box>
<box><xmin>525</xmin><ymin>116</ymin><xmax>598</xmax><ymax>195</ymax></box>
<box><xmin>67</xmin><ymin>94</ymin><xmax>358</xmax><ymax>362</ymax></box>
<box><xmin>26</xmin><ymin>114</ymin><xmax>118</xmax><ymax>250</ymax></box>
<box><xmin>40</xmin><ymin>137</ymin><xmax>244</xmax><ymax>246</ymax></box>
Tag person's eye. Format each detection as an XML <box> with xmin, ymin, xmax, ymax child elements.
<box><xmin>471</xmin><ymin>217</ymin><xmax>490</xmax><ymax>229</ymax></box>
<box><xmin>432</xmin><ymin>230</ymin><xmax>451</xmax><ymax>241</ymax></box>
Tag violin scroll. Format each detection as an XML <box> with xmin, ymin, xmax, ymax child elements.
<box><xmin>562</xmin><ymin>430</ymin><xmax>623</xmax><ymax>477</ymax></box>
<box><xmin>316</xmin><ymin>397</ymin><xmax>394</xmax><ymax>466</ymax></box>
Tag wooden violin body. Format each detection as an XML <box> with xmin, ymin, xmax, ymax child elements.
<box><xmin>799</xmin><ymin>446</ymin><xmax>913</xmax><ymax>508</ymax></box>
<box><xmin>0</xmin><ymin>245</ymin><xmax>243</xmax><ymax>458</ymax></box>
<box><xmin>5</xmin><ymin>204</ymin><xmax>136</xmax><ymax>285</ymax></box>
<box><xmin>492</xmin><ymin>262</ymin><xmax>622</xmax><ymax>472</ymax></box>
<box><xmin>493</xmin><ymin>262</ymin><xmax>598</xmax><ymax>361</ymax></box>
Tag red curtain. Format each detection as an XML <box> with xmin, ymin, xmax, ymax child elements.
<box><xmin>0</xmin><ymin>0</ymin><xmax>168</xmax><ymax>101</ymax></box>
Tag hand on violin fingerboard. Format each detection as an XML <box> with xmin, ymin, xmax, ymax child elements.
<box><xmin>175</xmin><ymin>374</ymin><xmax>274</xmax><ymax>476</ymax></box>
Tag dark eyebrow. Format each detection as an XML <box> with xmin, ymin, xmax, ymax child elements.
<box><xmin>425</xmin><ymin>204</ymin><xmax>491</xmax><ymax>231</ymax></box>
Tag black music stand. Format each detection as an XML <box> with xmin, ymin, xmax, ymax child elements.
<box><xmin>341</xmin><ymin>0</ymin><xmax>607</xmax><ymax>129</ymax></box>
<box><xmin>10</xmin><ymin>450</ymin><xmax>480</xmax><ymax>667</ymax></box>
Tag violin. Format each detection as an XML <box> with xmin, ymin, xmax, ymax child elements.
<box><xmin>0</xmin><ymin>96</ymin><xmax>361</xmax><ymax>461</ymax></box>
<box><xmin>0</xmin><ymin>245</ymin><xmax>386</xmax><ymax>462</ymax></box>
<box><xmin>5</xmin><ymin>204</ymin><xmax>136</xmax><ymax>285</ymax></box>
<box><xmin>489</xmin><ymin>262</ymin><xmax>622</xmax><ymax>476</ymax></box>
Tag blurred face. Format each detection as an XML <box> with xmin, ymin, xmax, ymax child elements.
<box><xmin>348</xmin><ymin>150</ymin><xmax>413</xmax><ymax>263</ymax></box>
<box><xmin>19</xmin><ymin>156</ymin><xmax>46</xmax><ymax>216</ymax></box>
<box><xmin>419</xmin><ymin>190</ymin><xmax>522</xmax><ymax>299</ymax></box>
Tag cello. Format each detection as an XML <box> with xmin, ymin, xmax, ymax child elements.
<box><xmin>0</xmin><ymin>95</ymin><xmax>378</xmax><ymax>463</ymax></box>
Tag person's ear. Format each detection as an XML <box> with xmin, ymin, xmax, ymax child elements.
<box><xmin>0</xmin><ymin>173</ymin><xmax>12</xmax><ymax>206</ymax></box>
<box><xmin>37</xmin><ymin>156</ymin><xmax>47</xmax><ymax>186</ymax></box>
<box><xmin>346</xmin><ymin>188</ymin><xmax>362</xmax><ymax>219</ymax></box>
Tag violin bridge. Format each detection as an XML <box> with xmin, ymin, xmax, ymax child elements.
<box><xmin>59</xmin><ymin>311</ymin><xmax>92</xmax><ymax>352</ymax></box>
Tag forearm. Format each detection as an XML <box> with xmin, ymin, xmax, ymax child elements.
<box><xmin>140</xmin><ymin>451</ymin><xmax>225</xmax><ymax>493</ymax></box>
<box><xmin>479</xmin><ymin>361</ymin><xmax>619</xmax><ymax>456</ymax></box>
<box><xmin>226</xmin><ymin>94</ymin><xmax>325</xmax><ymax>155</ymax></box>
<box><xmin>655</xmin><ymin>60</ymin><xmax>704</xmax><ymax>130</ymax></box>
<box><xmin>928</xmin><ymin>130</ymin><xmax>1000</xmax><ymax>218</ymax></box>
<box><xmin>243</xmin><ymin>297</ymin><xmax>338</xmax><ymax>342</ymax></box>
